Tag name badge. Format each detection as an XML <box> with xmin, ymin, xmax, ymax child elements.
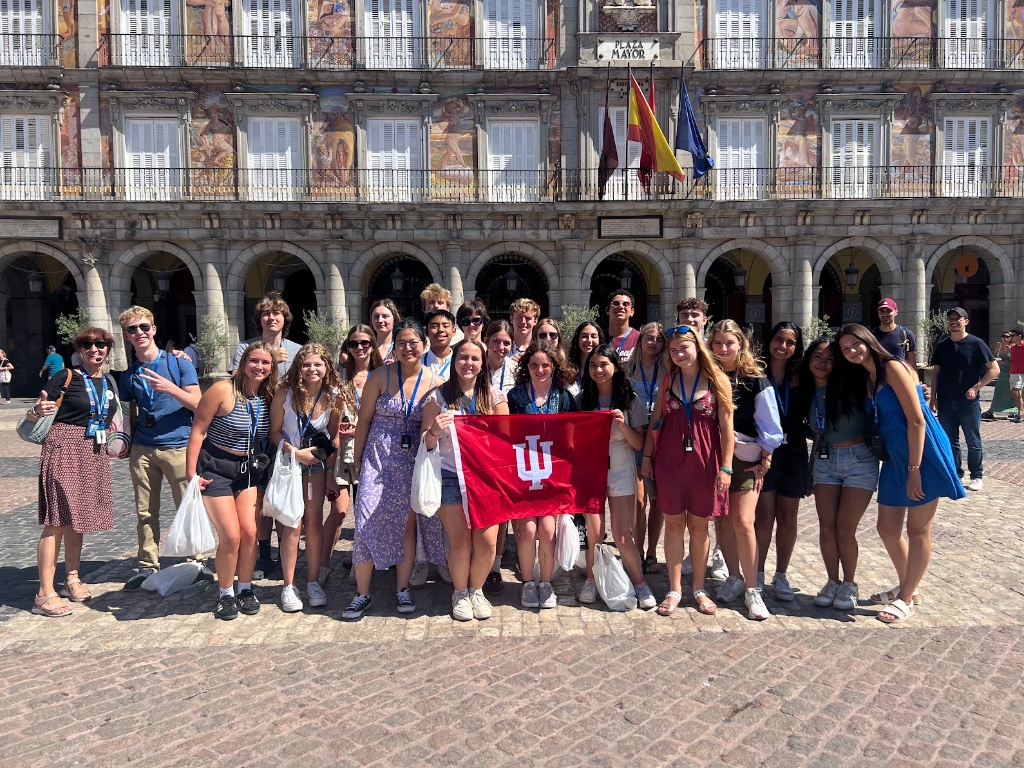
<box><xmin>684</xmin><ymin>435</ymin><xmax>694</xmax><ymax>453</ymax></box>
<box><xmin>401</xmin><ymin>434</ymin><xmax>412</xmax><ymax>450</ymax></box>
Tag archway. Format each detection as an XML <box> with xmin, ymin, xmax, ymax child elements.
<box><xmin>365</xmin><ymin>256</ymin><xmax>434</xmax><ymax>322</ymax></box>
<box><xmin>587</xmin><ymin>253</ymin><xmax>656</xmax><ymax>326</ymax></box>
<box><xmin>243</xmin><ymin>253</ymin><xmax>317</xmax><ymax>343</ymax></box>
<box><xmin>474</xmin><ymin>255</ymin><xmax>549</xmax><ymax>321</ymax></box>
<box><xmin>929</xmin><ymin>245</ymin><xmax>991</xmax><ymax>341</ymax></box>
<box><xmin>817</xmin><ymin>247</ymin><xmax>882</xmax><ymax>328</ymax></box>
<box><xmin>129</xmin><ymin>254</ymin><xmax>197</xmax><ymax>352</ymax></box>
<box><xmin>704</xmin><ymin>250</ymin><xmax>773</xmax><ymax>337</ymax></box>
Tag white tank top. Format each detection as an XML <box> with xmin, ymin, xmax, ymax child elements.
<box><xmin>282</xmin><ymin>387</ymin><xmax>335</xmax><ymax>444</ymax></box>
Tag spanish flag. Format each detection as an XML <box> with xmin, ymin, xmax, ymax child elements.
<box><xmin>627</xmin><ymin>72</ymin><xmax>686</xmax><ymax>184</ymax></box>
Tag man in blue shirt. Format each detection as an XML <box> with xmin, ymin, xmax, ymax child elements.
<box><xmin>38</xmin><ymin>345</ymin><xmax>64</xmax><ymax>379</ymax></box>
<box><xmin>118</xmin><ymin>306</ymin><xmax>202</xmax><ymax>589</ymax></box>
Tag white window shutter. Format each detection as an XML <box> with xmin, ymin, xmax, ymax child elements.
<box><xmin>484</xmin><ymin>0</ymin><xmax>538</xmax><ymax>68</ymax></box>
<box><xmin>487</xmin><ymin>119</ymin><xmax>539</xmax><ymax>202</ymax></box>
<box><xmin>716</xmin><ymin>117</ymin><xmax>764</xmax><ymax>200</ymax></box>
<box><xmin>831</xmin><ymin>0</ymin><xmax>876</xmax><ymax>66</ymax></box>
<box><xmin>1</xmin><ymin>0</ymin><xmax>47</xmax><ymax>65</ymax></box>
<box><xmin>945</xmin><ymin>0</ymin><xmax>989</xmax><ymax>66</ymax></box>
<box><xmin>0</xmin><ymin>114</ymin><xmax>51</xmax><ymax>199</ymax></box>
<box><xmin>247</xmin><ymin>116</ymin><xmax>299</xmax><ymax>200</ymax></box>
<box><xmin>245</xmin><ymin>0</ymin><xmax>295</xmax><ymax>67</ymax></box>
<box><xmin>943</xmin><ymin>116</ymin><xmax>990</xmax><ymax>196</ymax></box>
<box><xmin>830</xmin><ymin>119</ymin><xmax>877</xmax><ymax>198</ymax></box>
<box><xmin>366</xmin><ymin>118</ymin><xmax>422</xmax><ymax>201</ymax></box>
<box><xmin>366</xmin><ymin>0</ymin><xmax>420</xmax><ymax>68</ymax></box>
<box><xmin>714</xmin><ymin>0</ymin><xmax>764</xmax><ymax>68</ymax></box>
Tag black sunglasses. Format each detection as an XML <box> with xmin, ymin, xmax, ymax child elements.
<box><xmin>537</xmin><ymin>332</ymin><xmax>559</xmax><ymax>340</ymax></box>
<box><xmin>347</xmin><ymin>339</ymin><xmax>373</xmax><ymax>349</ymax></box>
<box><xmin>459</xmin><ymin>317</ymin><xmax>484</xmax><ymax>327</ymax></box>
<box><xmin>125</xmin><ymin>323</ymin><xmax>152</xmax><ymax>335</ymax></box>
<box><xmin>80</xmin><ymin>340</ymin><xmax>110</xmax><ymax>350</ymax></box>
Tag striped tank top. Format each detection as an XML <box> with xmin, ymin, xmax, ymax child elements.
<box><xmin>207</xmin><ymin>393</ymin><xmax>270</xmax><ymax>452</ymax></box>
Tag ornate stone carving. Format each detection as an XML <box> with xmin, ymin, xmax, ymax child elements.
<box><xmin>78</xmin><ymin>236</ymin><xmax>105</xmax><ymax>267</ymax></box>
<box><xmin>559</xmin><ymin>213</ymin><xmax>576</xmax><ymax>230</ymax></box>
<box><xmin>813</xmin><ymin>94</ymin><xmax>901</xmax><ymax>122</ymax></box>
<box><xmin>106</xmin><ymin>91</ymin><xmax>195</xmax><ymax>118</ymax></box>
<box><xmin>0</xmin><ymin>91</ymin><xmax>64</xmax><ymax>114</ymax></box>
<box><xmin>347</xmin><ymin>93</ymin><xmax>437</xmax><ymax>120</ymax></box>
<box><xmin>601</xmin><ymin>0</ymin><xmax>655</xmax><ymax>32</ymax></box>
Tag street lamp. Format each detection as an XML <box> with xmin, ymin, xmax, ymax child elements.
<box><xmin>27</xmin><ymin>271</ymin><xmax>44</xmax><ymax>296</ymax></box>
<box><xmin>844</xmin><ymin>254</ymin><xmax>860</xmax><ymax>292</ymax></box>
<box><xmin>505</xmin><ymin>267</ymin><xmax>520</xmax><ymax>294</ymax></box>
<box><xmin>618</xmin><ymin>264</ymin><xmax>632</xmax><ymax>291</ymax></box>
<box><xmin>731</xmin><ymin>265</ymin><xmax>747</xmax><ymax>292</ymax></box>
<box><xmin>270</xmin><ymin>268</ymin><xmax>287</xmax><ymax>293</ymax></box>
<box><xmin>390</xmin><ymin>266</ymin><xmax>405</xmax><ymax>294</ymax></box>
<box><xmin>154</xmin><ymin>270</ymin><xmax>170</xmax><ymax>302</ymax></box>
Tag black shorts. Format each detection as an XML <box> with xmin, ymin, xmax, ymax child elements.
<box><xmin>197</xmin><ymin>441</ymin><xmax>258</xmax><ymax>498</ymax></box>
<box><xmin>763</xmin><ymin>439</ymin><xmax>809</xmax><ymax>499</ymax></box>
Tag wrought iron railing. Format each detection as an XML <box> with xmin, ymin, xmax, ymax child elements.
<box><xmin>2</xmin><ymin>165</ymin><xmax>1022</xmax><ymax>202</ymax></box>
<box><xmin>0</xmin><ymin>33</ymin><xmax>61</xmax><ymax>66</ymax></box>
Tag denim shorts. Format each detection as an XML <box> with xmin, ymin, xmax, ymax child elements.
<box><xmin>811</xmin><ymin>441</ymin><xmax>879</xmax><ymax>491</ymax></box>
<box><xmin>441</xmin><ymin>468</ymin><xmax>462</xmax><ymax>506</ymax></box>
<box><xmin>633</xmin><ymin>448</ymin><xmax>657</xmax><ymax>497</ymax></box>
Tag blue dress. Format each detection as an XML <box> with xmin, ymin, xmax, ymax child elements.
<box><xmin>872</xmin><ymin>383</ymin><xmax>966</xmax><ymax>507</ymax></box>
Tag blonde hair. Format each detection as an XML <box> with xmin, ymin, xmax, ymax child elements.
<box><xmin>510</xmin><ymin>298</ymin><xmax>540</xmax><ymax>319</ymax></box>
<box><xmin>232</xmin><ymin>341</ymin><xmax>279</xmax><ymax>402</ymax></box>
<box><xmin>626</xmin><ymin>321</ymin><xmax>665</xmax><ymax>378</ymax></box>
<box><xmin>419</xmin><ymin>283</ymin><xmax>452</xmax><ymax>306</ymax></box>
<box><xmin>709</xmin><ymin>319</ymin><xmax>765</xmax><ymax>378</ymax></box>
<box><xmin>663</xmin><ymin>328</ymin><xmax>734</xmax><ymax>417</ymax></box>
<box><xmin>118</xmin><ymin>305</ymin><xmax>155</xmax><ymax>327</ymax></box>
<box><xmin>280</xmin><ymin>342</ymin><xmax>344</xmax><ymax>417</ymax></box>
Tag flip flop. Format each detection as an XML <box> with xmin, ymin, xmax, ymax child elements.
<box><xmin>643</xmin><ymin>555</ymin><xmax>660</xmax><ymax>575</ymax></box>
<box><xmin>657</xmin><ymin>590</ymin><xmax>682</xmax><ymax>616</ymax></box>
<box><xmin>877</xmin><ymin>598</ymin><xmax>915</xmax><ymax>624</ymax></box>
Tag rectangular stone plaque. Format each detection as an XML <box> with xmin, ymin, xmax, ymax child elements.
<box><xmin>597</xmin><ymin>38</ymin><xmax>659</xmax><ymax>62</ymax></box>
<box><xmin>0</xmin><ymin>217</ymin><xmax>62</xmax><ymax>240</ymax></box>
<box><xmin>598</xmin><ymin>216</ymin><xmax>663</xmax><ymax>239</ymax></box>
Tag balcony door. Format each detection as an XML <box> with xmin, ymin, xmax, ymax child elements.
<box><xmin>831</xmin><ymin>119</ymin><xmax>878</xmax><ymax>198</ymax></box>
<box><xmin>714</xmin><ymin>0</ymin><xmax>765</xmax><ymax>69</ymax></box>
<box><xmin>0</xmin><ymin>0</ymin><xmax>48</xmax><ymax>66</ymax></box>
<box><xmin>715</xmin><ymin>117</ymin><xmax>765</xmax><ymax>200</ymax></box>
<box><xmin>246</xmin><ymin>116</ymin><xmax>301</xmax><ymax>200</ymax></box>
<box><xmin>830</xmin><ymin>0</ymin><xmax>877</xmax><ymax>67</ymax></box>
<box><xmin>124</xmin><ymin>118</ymin><xmax>180</xmax><ymax>200</ymax></box>
<box><xmin>365</xmin><ymin>0</ymin><xmax>421</xmax><ymax>68</ymax></box>
<box><xmin>945</xmin><ymin>0</ymin><xmax>991</xmax><ymax>67</ymax></box>
<box><xmin>242</xmin><ymin>0</ymin><xmax>297</xmax><ymax>67</ymax></box>
<box><xmin>487</xmin><ymin>119</ymin><xmax>539</xmax><ymax>202</ymax></box>
<box><xmin>0</xmin><ymin>114</ymin><xmax>52</xmax><ymax>200</ymax></box>
<box><xmin>119</xmin><ymin>0</ymin><xmax>176</xmax><ymax>65</ymax></box>
<box><xmin>484</xmin><ymin>0</ymin><xmax>540</xmax><ymax>69</ymax></box>
<box><xmin>366</xmin><ymin>118</ymin><xmax>423</xmax><ymax>201</ymax></box>
<box><xmin>943</xmin><ymin>117</ymin><xmax>990</xmax><ymax>196</ymax></box>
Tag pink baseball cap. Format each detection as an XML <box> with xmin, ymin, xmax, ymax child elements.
<box><xmin>878</xmin><ymin>298</ymin><xmax>898</xmax><ymax>311</ymax></box>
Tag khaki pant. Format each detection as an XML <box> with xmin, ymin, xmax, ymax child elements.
<box><xmin>130</xmin><ymin>444</ymin><xmax>188</xmax><ymax>570</ymax></box>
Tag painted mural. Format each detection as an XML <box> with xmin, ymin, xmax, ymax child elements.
<box><xmin>1007</xmin><ymin>96</ymin><xmax>1024</xmax><ymax>188</ymax></box>
<box><xmin>431</xmin><ymin>96</ymin><xmax>474</xmax><ymax>197</ymax></box>
<box><xmin>185</xmin><ymin>0</ymin><xmax>232</xmax><ymax>65</ymax></box>
<box><xmin>97</xmin><ymin>0</ymin><xmax>108</xmax><ymax>64</ymax></box>
<box><xmin>313</xmin><ymin>88</ymin><xmax>356</xmax><ymax>195</ymax></box>
<box><xmin>1010</xmin><ymin>0</ymin><xmax>1024</xmax><ymax>39</ymax></box>
<box><xmin>778</xmin><ymin>92</ymin><xmax>819</xmax><ymax>190</ymax></box>
<box><xmin>428</xmin><ymin>0</ymin><xmax>472</xmax><ymax>66</ymax></box>
<box><xmin>309</xmin><ymin>0</ymin><xmax>354</xmax><ymax>68</ymax></box>
<box><xmin>191</xmin><ymin>88</ymin><xmax>236</xmax><ymax>192</ymax></box>
<box><xmin>891</xmin><ymin>0</ymin><xmax>934</xmax><ymax>66</ymax></box>
<box><xmin>777</xmin><ymin>0</ymin><xmax>820</xmax><ymax>66</ymax></box>
<box><xmin>58</xmin><ymin>0</ymin><xmax>77</xmax><ymax>67</ymax></box>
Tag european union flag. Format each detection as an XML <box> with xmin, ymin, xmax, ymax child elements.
<box><xmin>674</xmin><ymin>80</ymin><xmax>713</xmax><ymax>179</ymax></box>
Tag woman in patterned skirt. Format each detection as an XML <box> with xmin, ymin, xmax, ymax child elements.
<box><xmin>31</xmin><ymin>327</ymin><xmax>119</xmax><ymax>617</ymax></box>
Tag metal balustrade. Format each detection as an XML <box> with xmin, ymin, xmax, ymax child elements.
<box><xmin>0</xmin><ymin>33</ymin><xmax>60</xmax><ymax>66</ymax></box>
<box><xmin>2</xmin><ymin>166</ymin><xmax>1022</xmax><ymax>202</ymax></box>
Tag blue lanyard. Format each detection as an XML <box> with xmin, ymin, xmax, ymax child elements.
<box><xmin>814</xmin><ymin>387</ymin><xmax>826</xmax><ymax>434</ymax></box>
<box><xmin>80</xmin><ymin>369</ymin><xmax>110</xmax><ymax>422</ymax></box>
<box><xmin>639</xmin><ymin>360</ymin><xmax>659</xmax><ymax>413</ymax></box>
<box><xmin>385</xmin><ymin>342</ymin><xmax>394</xmax><ymax>361</ymax></box>
<box><xmin>614</xmin><ymin>331</ymin><xmax>631</xmax><ymax>353</ymax></box>
<box><xmin>398</xmin><ymin>367</ymin><xmax>424</xmax><ymax>433</ymax></box>
<box><xmin>676</xmin><ymin>372</ymin><xmax>700</xmax><ymax>432</ymax></box>
<box><xmin>438</xmin><ymin>355</ymin><xmax>451</xmax><ymax>378</ymax></box>
<box><xmin>246</xmin><ymin>396</ymin><xmax>262</xmax><ymax>449</ymax></box>
<box><xmin>135</xmin><ymin>351</ymin><xmax>164</xmax><ymax>406</ymax></box>
<box><xmin>296</xmin><ymin>385</ymin><xmax>324</xmax><ymax>436</ymax></box>
<box><xmin>867</xmin><ymin>378</ymin><xmax>881</xmax><ymax>425</ymax></box>
<box><xmin>529</xmin><ymin>382</ymin><xmax>555</xmax><ymax>414</ymax></box>
<box><xmin>353</xmin><ymin>383</ymin><xmax>362</xmax><ymax>411</ymax></box>
<box><xmin>768</xmin><ymin>368</ymin><xmax>789</xmax><ymax>418</ymax></box>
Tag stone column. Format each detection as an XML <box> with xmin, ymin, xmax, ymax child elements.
<box><xmin>677</xmin><ymin>241</ymin><xmax>698</xmax><ymax>302</ymax></box>
<box><xmin>559</xmin><ymin>237</ymin><xmax>584</xmax><ymax>311</ymax></box>
<box><xmin>323</xmin><ymin>243</ymin><xmax>348</xmax><ymax>328</ymax></box>
<box><xmin>791</xmin><ymin>238</ymin><xmax>815</xmax><ymax>331</ymax></box>
<box><xmin>443</xmin><ymin>241</ymin><xmax>465</xmax><ymax>307</ymax></box>
<box><xmin>199</xmin><ymin>243</ymin><xmax>230</xmax><ymax>372</ymax></box>
<box><xmin>901</xmin><ymin>236</ymin><xmax>928</xmax><ymax>346</ymax></box>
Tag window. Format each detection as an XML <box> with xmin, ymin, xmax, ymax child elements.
<box><xmin>830</xmin><ymin>0</ymin><xmax>877</xmax><ymax>68</ymax></box>
<box><xmin>123</xmin><ymin>118</ymin><xmax>181</xmax><ymax>200</ymax></box>
<box><xmin>830</xmin><ymin>119</ymin><xmax>878</xmax><ymax>198</ymax></box>
<box><xmin>365</xmin><ymin>0</ymin><xmax>421</xmax><ymax>68</ymax></box>
<box><xmin>118</xmin><ymin>0</ymin><xmax>176</xmax><ymax>65</ymax></box>
<box><xmin>366</xmin><ymin>118</ymin><xmax>423</xmax><ymax>201</ymax></box>
<box><xmin>246</xmin><ymin>116</ymin><xmax>301</xmax><ymax>200</ymax></box>
<box><xmin>484</xmin><ymin>0</ymin><xmax>540</xmax><ymax>69</ymax></box>
<box><xmin>487</xmin><ymin>119</ymin><xmax>539</xmax><ymax>202</ymax></box>
<box><xmin>0</xmin><ymin>0</ymin><xmax>49</xmax><ymax>66</ymax></box>
<box><xmin>597</xmin><ymin>106</ymin><xmax>641</xmax><ymax>200</ymax></box>
<box><xmin>943</xmin><ymin>117</ymin><xmax>990</xmax><ymax>196</ymax></box>
<box><xmin>713</xmin><ymin>0</ymin><xmax>765</xmax><ymax>69</ymax></box>
<box><xmin>945</xmin><ymin>0</ymin><xmax>991</xmax><ymax>67</ymax></box>
<box><xmin>242</xmin><ymin>0</ymin><xmax>298</xmax><ymax>67</ymax></box>
<box><xmin>0</xmin><ymin>114</ymin><xmax>52</xmax><ymax>200</ymax></box>
<box><xmin>715</xmin><ymin>118</ymin><xmax>765</xmax><ymax>200</ymax></box>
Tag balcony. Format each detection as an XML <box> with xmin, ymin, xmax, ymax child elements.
<box><xmin>102</xmin><ymin>34</ymin><xmax>554</xmax><ymax>70</ymax></box>
<box><xmin>0</xmin><ymin>33</ymin><xmax>60</xmax><ymax>66</ymax></box>
<box><xmin>3</xmin><ymin>165</ymin><xmax>1021</xmax><ymax>203</ymax></box>
<box><xmin>699</xmin><ymin>37</ymin><xmax>1024</xmax><ymax>70</ymax></box>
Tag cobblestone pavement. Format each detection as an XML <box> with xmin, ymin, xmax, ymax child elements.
<box><xmin>1</xmin><ymin>399</ymin><xmax>1023</xmax><ymax>767</ymax></box>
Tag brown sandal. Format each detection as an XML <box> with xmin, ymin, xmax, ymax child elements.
<box><xmin>60</xmin><ymin>571</ymin><xmax>92</xmax><ymax>602</ymax></box>
<box><xmin>31</xmin><ymin>593</ymin><xmax>73</xmax><ymax>617</ymax></box>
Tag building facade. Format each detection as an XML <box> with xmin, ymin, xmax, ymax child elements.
<box><xmin>0</xmin><ymin>0</ymin><xmax>1021</xmax><ymax>391</ymax></box>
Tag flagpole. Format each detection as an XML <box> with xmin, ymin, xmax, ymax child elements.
<box><xmin>605</xmin><ymin>63</ymin><xmax>611</xmax><ymax>198</ymax></box>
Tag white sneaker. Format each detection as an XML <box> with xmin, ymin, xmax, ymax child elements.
<box><xmin>538</xmin><ymin>581</ymin><xmax>556</xmax><ymax>609</ymax></box>
<box><xmin>579</xmin><ymin>580</ymin><xmax>599</xmax><ymax>604</ymax></box>
<box><xmin>832</xmin><ymin>581</ymin><xmax>859</xmax><ymax>611</ymax></box>
<box><xmin>318</xmin><ymin>566</ymin><xmax>331</xmax><ymax>587</ymax></box>
<box><xmin>814</xmin><ymin>579</ymin><xmax>841</xmax><ymax>607</ymax></box>
<box><xmin>967</xmin><ymin>478</ymin><xmax>984</xmax><ymax>491</ymax></box>
<box><xmin>716</xmin><ymin>575</ymin><xmax>745</xmax><ymax>603</ymax></box>
<box><xmin>306</xmin><ymin>581</ymin><xmax>327</xmax><ymax>608</ymax></box>
<box><xmin>745</xmin><ymin>588</ymin><xmax>770</xmax><ymax>621</ymax></box>
<box><xmin>437</xmin><ymin>562</ymin><xmax>453</xmax><ymax>583</ymax></box>
<box><xmin>681</xmin><ymin>554</ymin><xmax>693</xmax><ymax>576</ymax></box>
<box><xmin>772</xmin><ymin>572</ymin><xmax>795</xmax><ymax>602</ymax></box>
<box><xmin>756</xmin><ymin>571</ymin><xmax>765</xmax><ymax>592</ymax></box>
<box><xmin>280</xmin><ymin>584</ymin><xmax>303</xmax><ymax>613</ymax></box>
<box><xmin>521</xmin><ymin>581</ymin><xmax>539</xmax><ymax>608</ymax></box>
<box><xmin>469</xmin><ymin>588</ymin><xmax>492</xmax><ymax>620</ymax></box>
<box><xmin>635</xmin><ymin>583</ymin><xmax>657</xmax><ymax>610</ymax></box>
<box><xmin>409</xmin><ymin>562</ymin><xmax>429</xmax><ymax>587</ymax></box>
<box><xmin>451</xmin><ymin>589</ymin><xmax>473</xmax><ymax>621</ymax></box>
<box><xmin>710</xmin><ymin>548</ymin><xmax>729</xmax><ymax>581</ymax></box>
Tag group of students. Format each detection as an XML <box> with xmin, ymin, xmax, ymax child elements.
<box><xmin>27</xmin><ymin>284</ymin><xmax>965</xmax><ymax>626</ymax></box>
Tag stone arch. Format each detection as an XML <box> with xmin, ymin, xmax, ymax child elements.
<box><xmin>111</xmin><ymin>241</ymin><xmax>203</xmax><ymax>296</ymax></box>
<box><xmin>582</xmin><ymin>240</ymin><xmax>674</xmax><ymax>297</ymax></box>
<box><xmin>925</xmin><ymin>236</ymin><xmax>1014</xmax><ymax>285</ymax></box>
<box><xmin>698</xmin><ymin>239</ymin><xmax>789</xmax><ymax>288</ymax></box>
<box><xmin>465</xmin><ymin>242</ymin><xmax>558</xmax><ymax>294</ymax></box>
<box><xmin>350</xmin><ymin>242</ymin><xmax>442</xmax><ymax>292</ymax></box>
<box><xmin>227</xmin><ymin>241</ymin><xmax>325</xmax><ymax>296</ymax></box>
<box><xmin>813</xmin><ymin>238</ymin><xmax>900</xmax><ymax>284</ymax></box>
<box><xmin>0</xmin><ymin>241</ymin><xmax>86</xmax><ymax>289</ymax></box>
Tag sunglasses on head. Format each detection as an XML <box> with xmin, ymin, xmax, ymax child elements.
<box><xmin>347</xmin><ymin>339</ymin><xmax>373</xmax><ymax>349</ymax></box>
<box><xmin>125</xmin><ymin>323</ymin><xmax>152</xmax><ymax>335</ymax></box>
<box><xmin>458</xmin><ymin>317</ymin><xmax>484</xmax><ymax>328</ymax></box>
<box><xmin>664</xmin><ymin>326</ymin><xmax>693</xmax><ymax>338</ymax></box>
<box><xmin>81</xmin><ymin>340</ymin><xmax>109</xmax><ymax>350</ymax></box>
<box><xmin>537</xmin><ymin>332</ymin><xmax>559</xmax><ymax>340</ymax></box>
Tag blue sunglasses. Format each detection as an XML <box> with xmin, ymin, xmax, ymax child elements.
<box><xmin>664</xmin><ymin>325</ymin><xmax>694</xmax><ymax>337</ymax></box>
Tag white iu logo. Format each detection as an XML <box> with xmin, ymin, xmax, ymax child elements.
<box><xmin>513</xmin><ymin>434</ymin><xmax>554</xmax><ymax>491</ymax></box>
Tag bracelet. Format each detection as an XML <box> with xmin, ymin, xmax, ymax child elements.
<box><xmin>642</xmin><ymin>454</ymin><xmax>652</xmax><ymax>458</ymax></box>
<box><xmin>907</xmin><ymin>464</ymin><xmax>921</xmax><ymax>472</ymax></box>
<box><xmin>720</xmin><ymin>467</ymin><xmax>733</xmax><ymax>475</ymax></box>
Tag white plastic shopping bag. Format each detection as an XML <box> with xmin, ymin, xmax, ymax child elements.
<box><xmin>163</xmin><ymin>475</ymin><xmax>217</xmax><ymax>557</ymax></box>
<box><xmin>593</xmin><ymin>543</ymin><xmax>637</xmax><ymax>612</ymax></box>
<box><xmin>555</xmin><ymin>514</ymin><xmax>580</xmax><ymax>573</ymax></box>
<box><xmin>411</xmin><ymin>433</ymin><xmax>442</xmax><ymax>517</ymax></box>
<box><xmin>141</xmin><ymin>562</ymin><xmax>203</xmax><ymax>596</ymax></box>
<box><xmin>263</xmin><ymin>442</ymin><xmax>304</xmax><ymax>528</ymax></box>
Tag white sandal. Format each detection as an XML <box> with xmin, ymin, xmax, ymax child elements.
<box><xmin>877</xmin><ymin>598</ymin><xmax>915</xmax><ymax>624</ymax></box>
<box><xmin>870</xmin><ymin>586</ymin><xmax>922</xmax><ymax>606</ymax></box>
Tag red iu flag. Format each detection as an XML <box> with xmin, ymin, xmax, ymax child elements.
<box><xmin>452</xmin><ymin>412</ymin><xmax>612</xmax><ymax>529</ymax></box>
